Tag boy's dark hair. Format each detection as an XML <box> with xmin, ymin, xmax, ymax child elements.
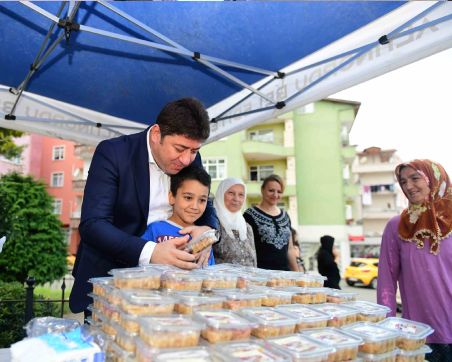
<box><xmin>156</xmin><ymin>98</ymin><xmax>210</xmax><ymax>141</ymax></box>
<box><xmin>170</xmin><ymin>164</ymin><xmax>211</xmax><ymax>196</ymax></box>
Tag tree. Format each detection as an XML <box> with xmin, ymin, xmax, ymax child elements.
<box><xmin>0</xmin><ymin>173</ymin><xmax>67</xmax><ymax>284</ymax></box>
<box><xmin>0</xmin><ymin>128</ymin><xmax>24</xmax><ymax>160</ymax></box>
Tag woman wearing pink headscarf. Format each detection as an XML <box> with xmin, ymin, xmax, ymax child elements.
<box><xmin>213</xmin><ymin>177</ymin><xmax>257</xmax><ymax>267</ymax></box>
<box><xmin>377</xmin><ymin>159</ymin><xmax>452</xmax><ymax>361</ymax></box>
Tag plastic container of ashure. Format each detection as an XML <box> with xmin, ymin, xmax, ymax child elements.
<box><xmin>192</xmin><ymin>269</ymin><xmax>238</xmax><ymax>290</ymax></box>
<box><xmin>342</xmin><ymin>322</ymin><xmax>399</xmax><ymax>354</ymax></box>
<box><xmin>89</xmin><ymin>293</ymin><xmax>120</xmax><ymax>322</ymax></box>
<box><xmin>212</xmin><ymin>289</ymin><xmax>264</xmax><ymax>311</ymax></box>
<box><xmin>193</xmin><ymin>309</ymin><xmax>256</xmax><ymax>344</ymax></box>
<box><xmin>212</xmin><ymin>340</ymin><xmax>291</xmax><ymax>362</ymax></box>
<box><xmin>238</xmin><ymin>307</ymin><xmax>300</xmax><ymax>338</ymax></box>
<box><xmin>267</xmin><ymin>334</ymin><xmax>335</xmax><ymax>362</ymax></box>
<box><xmin>138</xmin><ymin>315</ymin><xmax>204</xmax><ymax>348</ymax></box>
<box><xmin>115</xmin><ymin>323</ymin><xmax>138</xmax><ymax>353</ymax></box>
<box><xmin>377</xmin><ymin>317</ymin><xmax>434</xmax><ymax>351</ymax></box>
<box><xmin>325</xmin><ymin>289</ymin><xmax>358</xmax><ymax>304</ymax></box>
<box><xmin>160</xmin><ymin>270</ymin><xmax>204</xmax><ymax>291</ymax></box>
<box><xmin>185</xmin><ymin>229</ymin><xmax>218</xmax><ymax>254</ymax></box>
<box><xmin>278</xmin><ymin>286</ymin><xmax>328</xmax><ymax>304</ymax></box>
<box><xmin>265</xmin><ymin>270</ymin><xmax>298</xmax><ymax>287</ymax></box>
<box><xmin>248</xmin><ymin>286</ymin><xmax>294</xmax><ymax>307</ymax></box>
<box><xmin>343</xmin><ymin>301</ymin><xmax>391</xmax><ymax>323</ymax></box>
<box><xmin>119</xmin><ymin>289</ymin><xmax>175</xmax><ymax>315</ymax></box>
<box><xmin>110</xmin><ymin>267</ymin><xmax>161</xmax><ymax>289</ymax></box>
<box><xmin>173</xmin><ymin>293</ymin><xmax>226</xmax><ymax>314</ymax></box>
<box><xmin>118</xmin><ymin>309</ymin><xmax>141</xmax><ymax>333</ymax></box>
<box><xmin>88</xmin><ymin>276</ymin><xmax>114</xmax><ymax>297</ymax></box>
<box><xmin>295</xmin><ymin>273</ymin><xmax>327</xmax><ymax>287</ymax></box>
<box><xmin>235</xmin><ymin>272</ymin><xmax>269</xmax><ymax>289</ymax></box>
<box><xmin>358</xmin><ymin>349</ymin><xmax>398</xmax><ymax>362</ymax></box>
<box><xmin>149</xmin><ymin>346</ymin><xmax>215</xmax><ymax>362</ymax></box>
<box><xmin>396</xmin><ymin>345</ymin><xmax>432</xmax><ymax>362</ymax></box>
<box><xmin>107</xmin><ymin>341</ymin><xmax>136</xmax><ymax>362</ymax></box>
<box><xmin>309</xmin><ymin>303</ymin><xmax>359</xmax><ymax>327</ymax></box>
<box><xmin>276</xmin><ymin>304</ymin><xmax>331</xmax><ymax>331</ymax></box>
<box><xmin>302</xmin><ymin>327</ymin><xmax>363</xmax><ymax>362</ymax></box>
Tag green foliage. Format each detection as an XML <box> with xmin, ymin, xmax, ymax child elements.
<box><xmin>0</xmin><ymin>173</ymin><xmax>67</xmax><ymax>284</ymax></box>
<box><xmin>0</xmin><ymin>281</ymin><xmax>60</xmax><ymax>348</ymax></box>
<box><xmin>0</xmin><ymin>128</ymin><xmax>24</xmax><ymax>160</ymax></box>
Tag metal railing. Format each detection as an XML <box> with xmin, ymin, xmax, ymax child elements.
<box><xmin>0</xmin><ymin>276</ymin><xmax>69</xmax><ymax>327</ymax></box>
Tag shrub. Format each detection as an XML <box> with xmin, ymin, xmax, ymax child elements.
<box><xmin>0</xmin><ymin>280</ymin><xmax>59</xmax><ymax>348</ymax></box>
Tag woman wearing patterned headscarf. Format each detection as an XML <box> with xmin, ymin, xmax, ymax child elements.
<box><xmin>377</xmin><ymin>160</ymin><xmax>452</xmax><ymax>361</ymax></box>
<box><xmin>213</xmin><ymin>178</ymin><xmax>257</xmax><ymax>266</ymax></box>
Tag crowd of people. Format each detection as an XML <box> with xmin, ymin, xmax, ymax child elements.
<box><xmin>69</xmin><ymin>98</ymin><xmax>451</xmax><ymax>361</ymax></box>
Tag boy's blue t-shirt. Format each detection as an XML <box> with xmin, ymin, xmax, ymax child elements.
<box><xmin>142</xmin><ymin>220</ymin><xmax>215</xmax><ymax>265</ymax></box>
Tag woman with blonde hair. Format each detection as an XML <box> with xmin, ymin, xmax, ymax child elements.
<box><xmin>213</xmin><ymin>177</ymin><xmax>256</xmax><ymax>266</ymax></box>
<box><xmin>244</xmin><ymin>174</ymin><xmax>298</xmax><ymax>271</ymax></box>
<box><xmin>377</xmin><ymin>159</ymin><xmax>452</xmax><ymax>361</ymax></box>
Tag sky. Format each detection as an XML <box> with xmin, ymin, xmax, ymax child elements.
<box><xmin>333</xmin><ymin>47</ymin><xmax>452</xmax><ymax>173</ymax></box>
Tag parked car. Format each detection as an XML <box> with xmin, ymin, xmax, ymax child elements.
<box><xmin>344</xmin><ymin>258</ymin><xmax>378</xmax><ymax>289</ymax></box>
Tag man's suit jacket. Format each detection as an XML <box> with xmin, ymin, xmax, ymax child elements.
<box><xmin>69</xmin><ymin>128</ymin><xmax>218</xmax><ymax>313</ymax></box>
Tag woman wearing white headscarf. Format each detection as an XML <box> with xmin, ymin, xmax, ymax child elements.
<box><xmin>213</xmin><ymin>178</ymin><xmax>257</xmax><ymax>266</ymax></box>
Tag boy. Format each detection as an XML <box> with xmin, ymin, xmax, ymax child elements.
<box><xmin>142</xmin><ymin>164</ymin><xmax>215</xmax><ymax>265</ymax></box>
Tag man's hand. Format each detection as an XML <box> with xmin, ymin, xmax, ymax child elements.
<box><xmin>179</xmin><ymin>225</ymin><xmax>212</xmax><ymax>241</ymax></box>
<box><xmin>195</xmin><ymin>246</ymin><xmax>212</xmax><ymax>268</ymax></box>
<box><xmin>150</xmin><ymin>235</ymin><xmax>198</xmax><ymax>270</ymax></box>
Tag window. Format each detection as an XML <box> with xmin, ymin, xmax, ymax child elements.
<box><xmin>249</xmin><ymin>165</ymin><xmax>274</xmax><ymax>181</ymax></box>
<box><xmin>248</xmin><ymin>129</ymin><xmax>274</xmax><ymax>143</ymax></box>
<box><xmin>202</xmin><ymin>158</ymin><xmax>226</xmax><ymax>180</ymax></box>
<box><xmin>52</xmin><ymin>146</ymin><xmax>65</xmax><ymax>160</ymax></box>
<box><xmin>51</xmin><ymin>172</ymin><xmax>64</xmax><ymax>187</ymax></box>
<box><xmin>52</xmin><ymin>199</ymin><xmax>62</xmax><ymax>215</ymax></box>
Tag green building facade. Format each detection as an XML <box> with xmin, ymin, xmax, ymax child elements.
<box><xmin>200</xmin><ymin>98</ymin><xmax>360</xmax><ymax>271</ymax></box>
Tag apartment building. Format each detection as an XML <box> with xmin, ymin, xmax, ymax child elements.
<box><xmin>0</xmin><ymin>133</ymin><xmax>84</xmax><ymax>254</ymax></box>
<box><xmin>201</xmin><ymin>98</ymin><xmax>361</xmax><ymax>271</ymax></box>
<box><xmin>351</xmin><ymin>147</ymin><xmax>406</xmax><ymax>257</ymax></box>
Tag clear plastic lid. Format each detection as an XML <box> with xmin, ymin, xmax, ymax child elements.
<box><xmin>249</xmin><ymin>286</ymin><xmax>295</xmax><ymax>299</ymax></box>
<box><xmin>295</xmin><ymin>273</ymin><xmax>327</xmax><ymax>287</ymax></box>
<box><xmin>108</xmin><ymin>341</ymin><xmax>135</xmax><ymax>362</ymax></box>
<box><xmin>238</xmin><ymin>307</ymin><xmax>300</xmax><ymax>327</ymax></box>
<box><xmin>377</xmin><ymin>317</ymin><xmax>434</xmax><ymax>340</ymax></box>
<box><xmin>213</xmin><ymin>289</ymin><xmax>265</xmax><ymax>301</ymax></box>
<box><xmin>342</xmin><ymin>322</ymin><xmax>400</xmax><ymax>342</ymax></box>
<box><xmin>194</xmin><ymin>310</ymin><xmax>257</xmax><ymax>329</ymax></box>
<box><xmin>280</xmin><ymin>286</ymin><xmax>329</xmax><ymax>295</ymax></box>
<box><xmin>302</xmin><ymin>327</ymin><xmax>363</xmax><ymax>348</ymax></box>
<box><xmin>139</xmin><ymin>315</ymin><xmax>205</xmax><ymax>334</ymax></box>
<box><xmin>236</xmin><ymin>272</ymin><xmax>269</xmax><ymax>287</ymax></box>
<box><xmin>276</xmin><ymin>304</ymin><xmax>332</xmax><ymax>323</ymax></box>
<box><xmin>185</xmin><ymin>229</ymin><xmax>218</xmax><ymax>253</ymax></box>
<box><xmin>344</xmin><ymin>301</ymin><xmax>391</xmax><ymax>316</ymax></box>
<box><xmin>152</xmin><ymin>346</ymin><xmax>214</xmax><ymax>361</ymax></box>
<box><xmin>109</xmin><ymin>266</ymin><xmax>161</xmax><ymax>279</ymax></box>
<box><xmin>88</xmin><ymin>276</ymin><xmax>114</xmax><ymax>286</ymax></box>
<box><xmin>212</xmin><ymin>341</ymin><xmax>291</xmax><ymax>361</ymax></box>
<box><xmin>193</xmin><ymin>270</ymin><xmax>238</xmax><ymax>289</ymax></box>
<box><xmin>120</xmin><ymin>289</ymin><xmax>175</xmax><ymax>307</ymax></box>
<box><xmin>396</xmin><ymin>345</ymin><xmax>432</xmax><ymax>356</ymax></box>
<box><xmin>309</xmin><ymin>303</ymin><xmax>359</xmax><ymax>318</ymax></box>
<box><xmin>267</xmin><ymin>334</ymin><xmax>335</xmax><ymax>359</ymax></box>
<box><xmin>161</xmin><ymin>270</ymin><xmax>205</xmax><ymax>282</ymax></box>
<box><xmin>175</xmin><ymin>293</ymin><xmax>226</xmax><ymax>307</ymax></box>
<box><xmin>325</xmin><ymin>289</ymin><xmax>358</xmax><ymax>302</ymax></box>
<box><xmin>358</xmin><ymin>349</ymin><xmax>398</xmax><ymax>361</ymax></box>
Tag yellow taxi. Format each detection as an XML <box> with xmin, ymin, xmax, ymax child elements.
<box><xmin>344</xmin><ymin>258</ymin><xmax>379</xmax><ymax>289</ymax></box>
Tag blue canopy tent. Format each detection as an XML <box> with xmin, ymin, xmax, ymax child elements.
<box><xmin>0</xmin><ymin>1</ymin><xmax>451</xmax><ymax>145</ymax></box>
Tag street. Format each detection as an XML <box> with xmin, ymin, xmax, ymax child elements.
<box><xmin>340</xmin><ymin>280</ymin><xmax>377</xmax><ymax>303</ymax></box>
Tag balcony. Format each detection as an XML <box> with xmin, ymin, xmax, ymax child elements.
<box><xmin>72</xmin><ymin>179</ymin><xmax>87</xmax><ymax>192</ymax></box>
<box><xmin>70</xmin><ymin>211</ymin><xmax>81</xmax><ymax>228</ymax></box>
<box><xmin>245</xmin><ymin>180</ymin><xmax>296</xmax><ymax>197</ymax></box>
<box><xmin>74</xmin><ymin>144</ymin><xmax>95</xmax><ymax>159</ymax></box>
<box><xmin>242</xmin><ymin>140</ymin><xmax>293</xmax><ymax>161</ymax></box>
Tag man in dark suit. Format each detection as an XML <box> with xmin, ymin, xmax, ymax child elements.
<box><xmin>69</xmin><ymin>98</ymin><xmax>218</xmax><ymax>315</ymax></box>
